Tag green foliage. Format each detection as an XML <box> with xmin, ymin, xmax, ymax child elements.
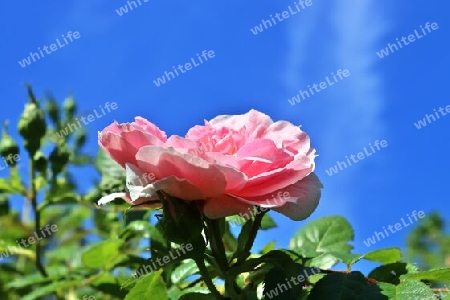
<box><xmin>406</xmin><ymin>211</ymin><xmax>450</xmax><ymax>270</ymax></box>
<box><xmin>0</xmin><ymin>87</ymin><xmax>448</xmax><ymax>299</ymax></box>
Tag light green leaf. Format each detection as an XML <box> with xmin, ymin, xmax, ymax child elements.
<box><xmin>21</xmin><ymin>280</ymin><xmax>83</xmax><ymax>300</ymax></box>
<box><xmin>81</xmin><ymin>240</ymin><xmax>122</xmax><ymax>269</ymax></box>
<box><xmin>125</xmin><ymin>269</ymin><xmax>167</xmax><ymax>300</ymax></box>
<box><xmin>330</xmin><ymin>248</ymin><xmax>402</xmax><ymax>266</ymax></box>
<box><xmin>171</xmin><ymin>260</ymin><xmax>198</xmax><ymax>284</ymax></box>
<box><xmin>260</xmin><ymin>214</ymin><xmax>277</xmax><ymax>230</ymax></box>
<box><xmin>290</xmin><ymin>216</ymin><xmax>354</xmax><ymax>268</ymax></box>
<box><xmin>261</xmin><ymin>241</ymin><xmax>276</xmax><ymax>254</ymax></box>
<box><xmin>379</xmin><ymin>280</ymin><xmax>435</xmax><ymax>300</ymax></box>
<box><xmin>96</xmin><ymin>148</ymin><xmax>124</xmax><ymax>179</ymax></box>
<box><xmin>400</xmin><ymin>268</ymin><xmax>450</xmax><ymax>284</ymax></box>
<box><xmin>168</xmin><ymin>287</ymin><xmax>211</xmax><ymax>299</ymax></box>
<box><xmin>0</xmin><ymin>178</ymin><xmax>23</xmax><ymax>194</ymax></box>
<box><xmin>363</xmin><ymin>248</ymin><xmax>402</xmax><ymax>264</ymax></box>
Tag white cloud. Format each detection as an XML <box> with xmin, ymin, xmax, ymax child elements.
<box><xmin>279</xmin><ymin>0</ymin><xmax>390</xmax><ymax>218</ymax></box>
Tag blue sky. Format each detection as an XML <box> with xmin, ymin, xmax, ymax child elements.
<box><xmin>0</xmin><ymin>0</ymin><xmax>448</xmax><ymax>273</ymax></box>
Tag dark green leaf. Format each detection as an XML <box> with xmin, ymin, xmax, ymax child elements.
<box><xmin>308</xmin><ymin>271</ymin><xmax>386</xmax><ymax>300</ymax></box>
<box><xmin>369</xmin><ymin>263</ymin><xmax>418</xmax><ymax>285</ymax></box>
<box><xmin>179</xmin><ymin>292</ymin><xmax>216</xmax><ymax>300</ymax></box>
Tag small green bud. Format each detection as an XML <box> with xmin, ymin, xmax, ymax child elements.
<box><xmin>17</xmin><ymin>87</ymin><xmax>46</xmax><ymax>156</ymax></box>
<box><xmin>75</xmin><ymin>130</ymin><xmax>87</xmax><ymax>148</ymax></box>
<box><xmin>46</xmin><ymin>98</ymin><xmax>59</xmax><ymax>124</ymax></box>
<box><xmin>0</xmin><ymin>122</ymin><xmax>20</xmax><ymax>166</ymax></box>
<box><xmin>63</xmin><ymin>97</ymin><xmax>76</xmax><ymax>119</ymax></box>
<box><xmin>106</xmin><ymin>211</ymin><xmax>119</xmax><ymax>222</ymax></box>
<box><xmin>49</xmin><ymin>145</ymin><xmax>70</xmax><ymax>175</ymax></box>
<box><xmin>0</xmin><ymin>195</ymin><xmax>9</xmax><ymax>217</ymax></box>
<box><xmin>33</xmin><ymin>151</ymin><xmax>47</xmax><ymax>174</ymax></box>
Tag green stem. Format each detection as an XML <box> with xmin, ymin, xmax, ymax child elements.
<box><xmin>30</xmin><ymin>160</ymin><xmax>47</xmax><ymax>277</ymax></box>
<box><xmin>206</xmin><ymin>218</ymin><xmax>228</xmax><ymax>270</ymax></box>
<box><xmin>206</xmin><ymin>218</ymin><xmax>242</xmax><ymax>299</ymax></box>
<box><xmin>194</xmin><ymin>258</ymin><xmax>223</xmax><ymax>299</ymax></box>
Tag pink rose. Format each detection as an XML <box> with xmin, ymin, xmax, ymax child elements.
<box><xmin>98</xmin><ymin>109</ymin><xmax>322</xmax><ymax>220</ymax></box>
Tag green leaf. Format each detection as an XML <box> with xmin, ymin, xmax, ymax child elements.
<box><xmin>93</xmin><ymin>282</ymin><xmax>128</xmax><ymax>298</ymax></box>
<box><xmin>263</xmin><ymin>263</ymin><xmax>306</xmax><ymax>300</ymax></box>
<box><xmin>369</xmin><ymin>263</ymin><xmax>418</xmax><ymax>285</ymax></box>
<box><xmin>290</xmin><ymin>216</ymin><xmax>354</xmax><ymax>268</ymax></box>
<box><xmin>223</xmin><ymin>223</ymin><xmax>238</xmax><ymax>253</ymax></box>
<box><xmin>96</xmin><ymin>148</ymin><xmax>124</xmax><ymax>179</ymax></box>
<box><xmin>171</xmin><ymin>260</ymin><xmax>198</xmax><ymax>285</ymax></box>
<box><xmin>10</xmin><ymin>168</ymin><xmax>26</xmax><ymax>194</ymax></box>
<box><xmin>0</xmin><ymin>178</ymin><xmax>23</xmax><ymax>194</ymax></box>
<box><xmin>179</xmin><ymin>293</ymin><xmax>216</xmax><ymax>300</ymax></box>
<box><xmin>379</xmin><ymin>280</ymin><xmax>435</xmax><ymax>300</ymax></box>
<box><xmin>21</xmin><ymin>280</ymin><xmax>83</xmax><ymax>300</ymax></box>
<box><xmin>400</xmin><ymin>268</ymin><xmax>450</xmax><ymax>284</ymax></box>
<box><xmin>330</xmin><ymin>248</ymin><xmax>402</xmax><ymax>266</ymax></box>
<box><xmin>6</xmin><ymin>274</ymin><xmax>60</xmax><ymax>289</ymax></box>
<box><xmin>125</xmin><ymin>269</ymin><xmax>167</xmax><ymax>300</ymax></box>
<box><xmin>233</xmin><ymin>217</ymin><xmax>254</xmax><ymax>262</ymax></box>
<box><xmin>227</xmin><ymin>215</ymin><xmax>246</xmax><ymax>227</ymax></box>
<box><xmin>261</xmin><ymin>241</ymin><xmax>276</xmax><ymax>254</ymax></box>
<box><xmin>122</xmin><ymin>220</ymin><xmax>157</xmax><ymax>239</ymax></box>
<box><xmin>308</xmin><ymin>271</ymin><xmax>386</xmax><ymax>300</ymax></box>
<box><xmin>261</xmin><ymin>214</ymin><xmax>277</xmax><ymax>230</ymax></box>
<box><xmin>328</xmin><ymin>252</ymin><xmax>365</xmax><ymax>266</ymax></box>
<box><xmin>34</xmin><ymin>175</ymin><xmax>47</xmax><ymax>192</ymax></box>
<box><xmin>363</xmin><ymin>248</ymin><xmax>402</xmax><ymax>264</ymax></box>
<box><xmin>81</xmin><ymin>239</ymin><xmax>122</xmax><ymax>269</ymax></box>
<box><xmin>44</xmin><ymin>192</ymin><xmax>79</xmax><ymax>206</ymax></box>
<box><xmin>168</xmin><ymin>287</ymin><xmax>211</xmax><ymax>299</ymax></box>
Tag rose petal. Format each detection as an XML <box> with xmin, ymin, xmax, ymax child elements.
<box><xmin>99</xmin><ymin>118</ymin><xmax>166</xmax><ymax>167</ymax></box>
<box><xmin>135</xmin><ymin>145</ymin><xmax>227</xmax><ymax>197</ymax></box>
<box><xmin>235</xmin><ymin>139</ymin><xmax>293</xmax><ymax>178</ymax></box>
<box><xmin>208</xmin><ymin>109</ymin><xmax>273</xmax><ymax>140</ymax></box>
<box><xmin>272</xmin><ymin>173</ymin><xmax>323</xmax><ymax>220</ymax></box>
<box><xmin>98</xmin><ymin>192</ymin><xmax>127</xmax><ymax>206</ymax></box>
<box><xmin>203</xmin><ymin>194</ymin><xmax>254</xmax><ymax>219</ymax></box>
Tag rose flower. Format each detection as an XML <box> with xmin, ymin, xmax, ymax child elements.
<box><xmin>98</xmin><ymin>109</ymin><xmax>322</xmax><ymax>220</ymax></box>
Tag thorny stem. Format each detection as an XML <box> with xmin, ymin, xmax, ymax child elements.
<box><xmin>194</xmin><ymin>257</ymin><xmax>223</xmax><ymax>299</ymax></box>
<box><xmin>206</xmin><ymin>218</ymin><xmax>241</xmax><ymax>299</ymax></box>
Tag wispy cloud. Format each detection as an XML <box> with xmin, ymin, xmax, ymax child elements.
<box><xmin>279</xmin><ymin>0</ymin><xmax>390</xmax><ymax>219</ymax></box>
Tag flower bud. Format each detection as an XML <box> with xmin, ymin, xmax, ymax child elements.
<box><xmin>159</xmin><ymin>194</ymin><xmax>204</xmax><ymax>245</ymax></box>
<box><xmin>63</xmin><ymin>97</ymin><xmax>76</xmax><ymax>120</ymax></box>
<box><xmin>17</xmin><ymin>86</ymin><xmax>46</xmax><ymax>156</ymax></box>
<box><xmin>49</xmin><ymin>145</ymin><xmax>70</xmax><ymax>175</ymax></box>
<box><xmin>0</xmin><ymin>195</ymin><xmax>9</xmax><ymax>217</ymax></box>
<box><xmin>33</xmin><ymin>151</ymin><xmax>47</xmax><ymax>174</ymax></box>
<box><xmin>46</xmin><ymin>98</ymin><xmax>59</xmax><ymax>124</ymax></box>
<box><xmin>0</xmin><ymin>122</ymin><xmax>20</xmax><ymax>166</ymax></box>
<box><xmin>75</xmin><ymin>130</ymin><xmax>87</xmax><ymax>149</ymax></box>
